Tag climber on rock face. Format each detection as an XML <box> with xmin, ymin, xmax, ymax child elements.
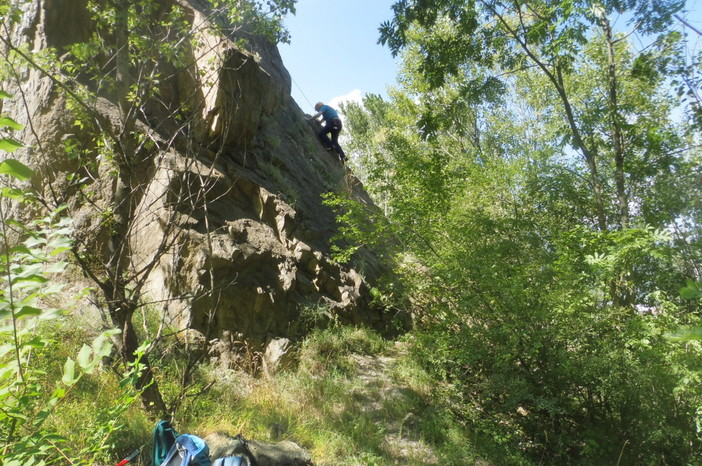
<box><xmin>309</xmin><ymin>102</ymin><xmax>346</xmax><ymax>163</ymax></box>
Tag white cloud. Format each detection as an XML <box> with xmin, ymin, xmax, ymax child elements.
<box><xmin>329</xmin><ymin>89</ymin><xmax>364</xmax><ymax>111</ymax></box>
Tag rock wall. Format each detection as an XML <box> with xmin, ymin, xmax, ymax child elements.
<box><xmin>1</xmin><ymin>0</ymin><xmax>393</xmax><ymax>352</ymax></box>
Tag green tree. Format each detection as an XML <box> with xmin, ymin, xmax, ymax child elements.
<box><xmin>336</xmin><ymin>1</ymin><xmax>702</xmax><ymax>458</ymax></box>
<box><xmin>380</xmin><ymin>0</ymin><xmax>688</xmax><ymax>232</ymax></box>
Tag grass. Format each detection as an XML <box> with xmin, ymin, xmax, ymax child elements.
<box><xmin>26</xmin><ymin>318</ymin><xmax>150</xmax><ymax>463</ymax></box>
<box><xmin>33</xmin><ymin>323</ymin><xmax>483</xmax><ymax>465</ymax></box>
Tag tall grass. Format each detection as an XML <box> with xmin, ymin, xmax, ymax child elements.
<box><xmin>41</xmin><ymin>324</ymin><xmax>483</xmax><ymax>465</ymax></box>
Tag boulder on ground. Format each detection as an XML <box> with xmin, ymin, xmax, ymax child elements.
<box><xmin>205</xmin><ymin>432</ymin><xmax>313</xmax><ymax>466</ymax></box>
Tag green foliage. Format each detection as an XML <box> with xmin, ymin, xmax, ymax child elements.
<box><xmin>669</xmin><ymin>278</ymin><xmax>702</xmax><ymax>344</ymax></box>
<box><xmin>681</xmin><ymin>279</ymin><xmax>702</xmax><ymax>300</ymax></box>
<box><xmin>210</xmin><ymin>0</ymin><xmax>296</xmax><ymax>44</ymax></box>
<box><xmin>0</xmin><ymin>95</ymin><xmax>24</xmax><ymax>154</ymax></box>
<box><xmin>340</xmin><ymin>8</ymin><xmax>702</xmax><ymax>459</ymax></box>
<box><xmin>397</xmin><ymin>214</ymin><xmax>702</xmax><ymax>463</ymax></box>
<box><xmin>380</xmin><ymin>0</ymin><xmax>696</xmax><ymax>233</ymax></box>
<box><xmin>0</xmin><ymin>93</ymin><xmax>139</xmax><ymax>464</ymax></box>
<box><xmin>0</xmin><ymin>161</ymin><xmax>121</xmax><ymax>463</ymax></box>
<box><xmin>322</xmin><ymin>192</ymin><xmax>388</xmax><ymax>264</ymax></box>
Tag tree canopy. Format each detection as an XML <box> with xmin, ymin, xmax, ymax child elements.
<box><xmin>329</xmin><ymin>0</ymin><xmax>702</xmax><ymax>462</ymax></box>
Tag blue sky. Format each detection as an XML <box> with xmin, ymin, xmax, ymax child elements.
<box><xmin>278</xmin><ymin>0</ymin><xmax>399</xmax><ymax>113</ymax></box>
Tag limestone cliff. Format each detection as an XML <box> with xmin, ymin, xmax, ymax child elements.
<box><xmin>0</xmin><ymin>0</ymin><xmax>393</xmax><ymax>353</ymax></box>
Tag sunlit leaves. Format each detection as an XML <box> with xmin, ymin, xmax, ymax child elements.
<box><xmin>0</xmin><ymin>138</ymin><xmax>23</xmax><ymax>153</ymax></box>
<box><xmin>681</xmin><ymin>279</ymin><xmax>702</xmax><ymax>300</ymax></box>
<box><xmin>78</xmin><ymin>329</ymin><xmax>119</xmax><ymax>374</ymax></box>
<box><xmin>0</xmin><ymin>92</ymin><xmax>106</xmax><ymax>463</ymax></box>
<box><xmin>0</xmin><ymin>116</ymin><xmax>22</xmax><ymax>130</ymax></box>
<box><xmin>0</xmin><ymin>100</ymin><xmax>25</xmax><ymax>155</ymax></box>
<box><xmin>0</xmin><ymin>159</ymin><xmax>34</xmax><ymax>180</ymax></box>
<box><xmin>62</xmin><ymin>358</ymin><xmax>77</xmax><ymax>386</ymax></box>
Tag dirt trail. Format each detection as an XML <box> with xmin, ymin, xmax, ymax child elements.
<box><xmin>349</xmin><ymin>343</ymin><xmax>439</xmax><ymax>465</ymax></box>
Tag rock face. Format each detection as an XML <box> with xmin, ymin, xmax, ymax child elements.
<box><xmin>206</xmin><ymin>432</ymin><xmax>313</xmax><ymax>466</ymax></box>
<box><xmin>1</xmin><ymin>0</ymin><xmax>392</xmax><ymax>351</ymax></box>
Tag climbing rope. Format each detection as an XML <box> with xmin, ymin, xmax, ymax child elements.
<box><xmin>291</xmin><ymin>76</ymin><xmax>314</xmax><ymax>109</ymax></box>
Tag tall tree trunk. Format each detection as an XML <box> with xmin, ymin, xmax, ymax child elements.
<box><xmin>601</xmin><ymin>16</ymin><xmax>630</xmax><ymax>230</ymax></box>
<box><xmin>115</xmin><ymin>0</ymin><xmax>132</xmax><ymax>135</ymax></box>
<box><xmin>552</xmin><ymin>66</ymin><xmax>609</xmax><ymax>232</ymax></box>
<box><xmin>113</xmin><ymin>303</ymin><xmax>169</xmax><ymax>418</ymax></box>
<box><xmin>109</xmin><ymin>0</ymin><xmax>168</xmax><ymax>418</ymax></box>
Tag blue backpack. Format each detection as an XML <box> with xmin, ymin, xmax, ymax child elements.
<box><xmin>161</xmin><ymin>434</ymin><xmax>212</xmax><ymax>466</ymax></box>
<box><xmin>152</xmin><ymin>421</ymin><xmax>253</xmax><ymax>466</ymax></box>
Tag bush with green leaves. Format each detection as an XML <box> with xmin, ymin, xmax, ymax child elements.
<box><xmin>0</xmin><ymin>93</ymin><xmax>137</xmax><ymax>464</ymax></box>
<box><xmin>338</xmin><ymin>29</ymin><xmax>702</xmax><ymax>460</ymax></box>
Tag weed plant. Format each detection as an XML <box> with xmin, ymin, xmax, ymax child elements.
<box><xmin>40</xmin><ymin>323</ymin><xmax>486</xmax><ymax>465</ymax></box>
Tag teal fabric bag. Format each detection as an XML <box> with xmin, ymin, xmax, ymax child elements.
<box><xmin>152</xmin><ymin>420</ymin><xmax>178</xmax><ymax>466</ymax></box>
